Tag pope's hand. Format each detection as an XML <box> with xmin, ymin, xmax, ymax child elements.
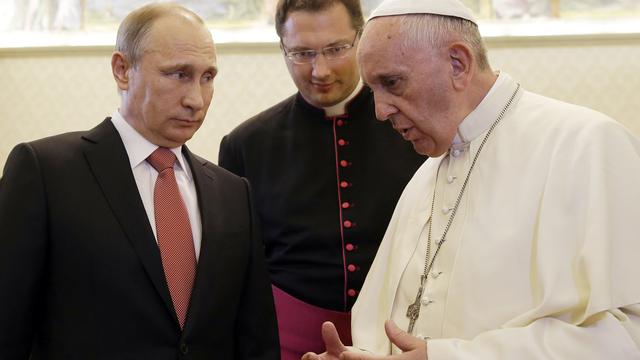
<box><xmin>302</xmin><ymin>320</ymin><xmax>427</xmax><ymax>360</ymax></box>
<box><xmin>377</xmin><ymin>320</ymin><xmax>427</xmax><ymax>359</ymax></box>
<box><xmin>301</xmin><ymin>321</ymin><xmax>348</xmax><ymax>360</ymax></box>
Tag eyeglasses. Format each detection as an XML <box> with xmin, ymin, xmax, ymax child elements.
<box><xmin>281</xmin><ymin>31</ymin><xmax>360</xmax><ymax>65</ymax></box>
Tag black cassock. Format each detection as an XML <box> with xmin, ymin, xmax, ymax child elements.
<box><xmin>219</xmin><ymin>87</ymin><xmax>425</xmax><ymax>312</ymax></box>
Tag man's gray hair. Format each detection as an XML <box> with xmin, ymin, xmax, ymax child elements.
<box><xmin>397</xmin><ymin>14</ymin><xmax>490</xmax><ymax>71</ymax></box>
<box><xmin>115</xmin><ymin>3</ymin><xmax>205</xmax><ymax>67</ymax></box>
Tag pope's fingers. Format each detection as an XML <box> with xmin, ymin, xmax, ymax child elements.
<box><xmin>341</xmin><ymin>352</ymin><xmax>375</xmax><ymax>360</ymax></box>
<box><xmin>384</xmin><ymin>320</ymin><xmax>426</xmax><ymax>352</ymax></box>
<box><xmin>322</xmin><ymin>321</ymin><xmax>347</xmax><ymax>354</ymax></box>
<box><xmin>301</xmin><ymin>352</ymin><xmax>319</xmax><ymax>360</ymax></box>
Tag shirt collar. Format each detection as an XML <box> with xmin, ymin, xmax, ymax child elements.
<box><xmin>452</xmin><ymin>71</ymin><xmax>518</xmax><ymax>146</ymax></box>
<box><xmin>110</xmin><ymin>110</ymin><xmax>192</xmax><ymax>181</ymax></box>
<box><xmin>323</xmin><ymin>79</ymin><xmax>364</xmax><ymax>117</ymax></box>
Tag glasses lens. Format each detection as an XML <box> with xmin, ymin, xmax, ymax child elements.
<box><xmin>284</xmin><ymin>31</ymin><xmax>358</xmax><ymax>64</ymax></box>
<box><xmin>323</xmin><ymin>45</ymin><xmax>351</xmax><ymax>60</ymax></box>
<box><xmin>289</xmin><ymin>51</ymin><xmax>316</xmax><ymax>64</ymax></box>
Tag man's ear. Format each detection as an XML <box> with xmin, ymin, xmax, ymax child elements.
<box><xmin>448</xmin><ymin>42</ymin><xmax>473</xmax><ymax>90</ymax></box>
<box><xmin>111</xmin><ymin>51</ymin><xmax>131</xmax><ymax>91</ymax></box>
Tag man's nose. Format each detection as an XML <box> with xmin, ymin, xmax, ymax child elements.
<box><xmin>183</xmin><ymin>82</ymin><xmax>205</xmax><ymax>111</ymax></box>
<box><xmin>374</xmin><ymin>100</ymin><xmax>397</xmax><ymax>122</ymax></box>
<box><xmin>311</xmin><ymin>53</ymin><xmax>331</xmax><ymax>79</ymax></box>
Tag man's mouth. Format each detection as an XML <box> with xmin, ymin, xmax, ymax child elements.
<box><xmin>312</xmin><ymin>82</ymin><xmax>334</xmax><ymax>90</ymax></box>
<box><xmin>172</xmin><ymin>117</ymin><xmax>200</xmax><ymax>125</ymax></box>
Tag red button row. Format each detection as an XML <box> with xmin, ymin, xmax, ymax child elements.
<box><xmin>337</xmin><ymin>129</ymin><xmax>355</xmax><ymax>256</ymax></box>
<box><xmin>347</xmin><ymin>289</ymin><xmax>357</xmax><ymax>297</ymax></box>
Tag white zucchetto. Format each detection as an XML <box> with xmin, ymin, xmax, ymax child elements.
<box><xmin>368</xmin><ymin>0</ymin><xmax>477</xmax><ymax>24</ymax></box>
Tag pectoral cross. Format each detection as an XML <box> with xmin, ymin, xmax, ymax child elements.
<box><xmin>406</xmin><ymin>275</ymin><xmax>426</xmax><ymax>333</ymax></box>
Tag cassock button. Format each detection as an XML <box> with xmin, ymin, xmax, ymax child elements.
<box><xmin>338</xmin><ymin>139</ymin><xmax>347</xmax><ymax>146</ymax></box>
<box><xmin>345</xmin><ymin>243</ymin><xmax>355</xmax><ymax>251</ymax></box>
<box><xmin>340</xmin><ymin>181</ymin><xmax>349</xmax><ymax>188</ymax></box>
<box><xmin>347</xmin><ymin>289</ymin><xmax>358</xmax><ymax>297</ymax></box>
<box><xmin>337</xmin><ymin>119</ymin><xmax>345</xmax><ymax>126</ymax></box>
<box><xmin>343</xmin><ymin>220</ymin><xmax>353</xmax><ymax>228</ymax></box>
<box><xmin>421</xmin><ymin>298</ymin><xmax>434</xmax><ymax>306</ymax></box>
<box><xmin>340</xmin><ymin>160</ymin><xmax>349</xmax><ymax>167</ymax></box>
<box><xmin>347</xmin><ymin>264</ymin><xmax>357</xmax><ymax>272</ymax></box>
<box><xmin>341</xmin><ymin>202</ymin><xmax>351</xmax><ymax>209</ymax></box>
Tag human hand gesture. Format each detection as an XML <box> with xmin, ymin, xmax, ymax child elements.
<box><xmin>301</xmin><ymin>321</ymin><xmax>348</xmax><ymax>360</ymax></box>
<box><xmin>304</xmin><ymin>320</ymin><xmax>428</xmax><ymax>360</ymax></box>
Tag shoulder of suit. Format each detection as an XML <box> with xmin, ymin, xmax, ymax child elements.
<box><xmin>190</xmin><ymin>151</ymin><xmax>245</xmax><ymax>181</ymax></box>
<box><xmin>26</xmin><ymin>117</ymin><xmax>114</xmax><ymax>148</ymax></box>
<box><xmin>25</xmin><ymin>128</ymin><xmax>95</xmax><ymax>157</ymax></box>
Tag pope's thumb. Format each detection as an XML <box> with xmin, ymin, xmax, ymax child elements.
<box><xmin>384</xmin><ymin>320</ymin><xmax>424</xmax><ymax>352</ymax></box>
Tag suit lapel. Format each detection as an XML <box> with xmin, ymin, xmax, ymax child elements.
<box><xmin>181</xmin><ymin>147</ymin><xmax>219</xmax><ymax>332</ymax></box>
<box><xmin>82</xmin><ymin>119</ymin><xmax>177</xmax><ymax>324</ymax></box>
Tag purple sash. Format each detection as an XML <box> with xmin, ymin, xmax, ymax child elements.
<box><xmin>272</xmin><ymin>285</ymin><xmax>352</xmax><ymax>360</ymax></box>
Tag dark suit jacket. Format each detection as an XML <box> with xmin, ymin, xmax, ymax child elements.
<box><xmin>0</xmin><ymin>119</ymin><xmax>279</xmax><ymax>360</ymax></box>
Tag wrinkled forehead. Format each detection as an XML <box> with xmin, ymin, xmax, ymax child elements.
<box><xmin>144</xmin><ymin>15</ymin><xmax>215</xmax><ymax>53</ymax></box>
<box><xmin>358</xmin><ymin>17</ymin><xmax>402</xmax><ymax>59</ymax></box>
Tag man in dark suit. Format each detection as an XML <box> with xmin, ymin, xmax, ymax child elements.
<box><xmin>0</xmin><ymin>3</ymin><xmax>279</xmax><ymax>359</ymax></box>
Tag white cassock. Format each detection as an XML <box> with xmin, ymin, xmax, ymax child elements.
<box><xmin>351</xmin><ymin>72</ymin><xmax>640</xmax><ymax>358</ymax></box>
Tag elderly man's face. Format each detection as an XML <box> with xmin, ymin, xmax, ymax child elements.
<box><xmin>120</xmin><ymin>14</ymin><xmax>218</xmax><ymax>148</ymax></box>
<box><xmin>280</xmin><ymin>2</ymin><xmax>361</xmax><ymax>108</ymax></box>
<box><xmin>358</xmin><ymin>17</ymin><xmax>460</xmax><ymax>157</ymax></box>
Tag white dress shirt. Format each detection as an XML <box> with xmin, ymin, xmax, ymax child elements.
<box><xmin>110</xmin><ymin>111</ymin><xmax>202</xmax><ymax>260</ymax></box>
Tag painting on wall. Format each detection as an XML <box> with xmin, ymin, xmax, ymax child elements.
<box><xmin>0</xmin><ymin>0</ymin><xmax>638</xmax><ymax>43</ymax></box>
<box><xmin>0</xmin><ymin>0</ymin><xmax>276</xmax><ymax>32</ymax></box>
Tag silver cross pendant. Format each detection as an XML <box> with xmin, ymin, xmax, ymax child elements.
<box><xmin>406</xmin><ymin>275</ymin><xmax>426</xmax><ymax>333</ymax></box>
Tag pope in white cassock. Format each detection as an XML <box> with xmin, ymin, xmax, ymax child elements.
<box><xmin>302</xmin><ymin>0</ymin><xmax>640</xmax><ymax>359</ymax></box>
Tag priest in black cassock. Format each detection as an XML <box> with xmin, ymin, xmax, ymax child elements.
<box><xmin>218</xmin><ymin>1</ymin><xmax>425</xmax><ymax>358</ymax></box>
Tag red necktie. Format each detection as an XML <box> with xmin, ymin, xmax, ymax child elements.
<box><xmin>147</xmin><ymin>147</ymin><xmax>196</xmax><ymax>329</ymax></box>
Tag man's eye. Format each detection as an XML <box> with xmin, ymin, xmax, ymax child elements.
<box><xmin>382</xmin><ymin>77</ymin><xmax>399</xmax><ymax>88</ymax></box>
<box><xmin>291</xmin><ymin>51</ymin><xmax>316</xmax><ymax>60</ymax></box>
<box><xmin>169</xmin><ymin>71</ymin><xmax>188</xmax><ymax>80</ymax></box>
<box><xmin>202</xmin><ymin>73</ymin><xmax>215</xmax><ymax>82</ymax></box>
<box><xmin>324</xmin><ymin>47</ymin><xmax>341</xmax><ymax>56</ymax></box>
<box><xmin>324</xmin><ymin>45</ymin><xmax>348</xmax><ymax>56</ymax></box>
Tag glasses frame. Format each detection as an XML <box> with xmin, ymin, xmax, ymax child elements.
<box><xmin>281</xmin><ymin>31</ymin><xmax>361</xmax><ymax>65</ymax></box>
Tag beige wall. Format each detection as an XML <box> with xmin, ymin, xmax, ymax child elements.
<box><xmin>1</xmin><ymin>34</ymin><xmax>639</xmax><ymax>170</ymax></box>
